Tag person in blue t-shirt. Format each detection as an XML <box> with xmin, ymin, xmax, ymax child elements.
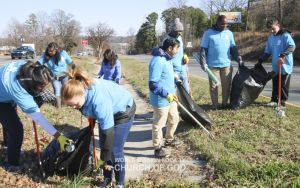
<box><xmin>61</xmin><ymin>66</ymin><xmax>135</xmax><ymax>188</ymax></box>
<box><xmin>162</xmin><ymin>18</ymin><xmax>190</xmax><ymax>94</ymax></box>
<box><xmin>255</xmin><ymin>18</ymin><xmax>295</xmax><ymax>107</ymax></box>
<box><xmin>149</xmin><ymin>38</ymin><xmax>181</xmax><ymax>158</ymax></box>
<box><xmin>0</xmin><ymin>60</ymin><xmax>72</xmax><ymax>172</ymax></box>
<box><xmin>98</xmin><ymin>49</ymin><xmax>122</xmax><ymax>84</ymax></box>
<box><xmin>38</xmin><ymin>42</ymin><xmax>74</xmax><ymax>108</ymax></box>
<box><xmin>200</xmin><ymin>15</ymin><xmax>242</xmax><ymax>109</ymax></box>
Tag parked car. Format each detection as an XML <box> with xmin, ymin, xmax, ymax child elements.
<box><xmin>11</xmin><ymin>46</ymin><xmax>35</xmax><ymax>59</ymax></box>
<box><xmin>77</xmin><ymin>51</ymin><xmax>83</xmax><ymax>56</ymax></box>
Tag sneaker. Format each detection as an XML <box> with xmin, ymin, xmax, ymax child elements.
<box><xmin>154</xmin><ymin>148</ymin><xmax>168</xmax><ymax>158</ymax></box>
<box><xmin>3</xmin><ymin>163</ymin><xmax>23</xmax><ymax>173</ymax></box>
<box><xmin>99</xmin><ymin>178</ymin><xmax>112</xmax><ymax>188</ymax></box>
<box><xmin>116</xmin><ymin>185</ymin><xmax>124</xmax><ymax>188</ymax></box>
<box><xmin>164</xmin><ymin>138</ymin><xmax>182</xmax><ymax>147</ymax></box>
<box><xmin>266</xmin><ymin>101</ymin><xmax>277</xmax><ymax>107</ymax></box>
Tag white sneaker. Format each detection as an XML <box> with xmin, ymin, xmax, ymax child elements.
<box><xmin>266</xmin><ymin>101</ymin><xmax>277</xmax><ymax>107</ymax></box>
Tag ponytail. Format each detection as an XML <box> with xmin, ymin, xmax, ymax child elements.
<box><xmin>61</xmin><ymin>65</ymin><xmax>94</xmax><ymax>102</ymax></box>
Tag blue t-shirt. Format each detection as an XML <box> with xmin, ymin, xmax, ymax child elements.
<box><xmin>264</xmin><ymin>32</ymin><xmax>295</xmax><ymax>74</ymax></box>
<box><xmin>98</xmin><ymin>59</ymin><xmax>122</xmax><ymax>81</ymax></box>
<box><xmin>200</xmin><ymin>28</ymin><xmax>235</xmax><ymax>67</ymax></box>
<box><xmin>80</xmin><ymin>79</ymin><xmax>133</xmax><ymax>130</ymax></box>
<box><xmin>162</xmin><ymin>35</ymin><xmax>187</xmax><ymax>74</ymax></box>
<box><xmin>0</xmin><ymin>61</ymin><xmax>39</xmax><ymax>113</ymax></box>
<box><xmin>149</xmin><ymin>55</ymin><xmax>176</xmax><ymax>108</ymax></box>
<box><xmin>38</xmin><ymin>50</ymin><xmax>73</xmax><ymax>76</ymax></box>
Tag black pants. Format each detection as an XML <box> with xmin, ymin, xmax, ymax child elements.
<box><xmin>0</xmin><ymin>103</ymin><xmax>23</xmax><ymax>165</ymax></box>
<box><xmin>271</xmin><ymin>74</ymin><xmax>291</xmax><ymax>103</ymax></box>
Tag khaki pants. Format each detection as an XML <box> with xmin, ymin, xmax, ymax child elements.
<box><xmin>208</xmin><ymin>66</ymin><xmax>233</xmax><ymax>107</ymax></box>
<box><xmin>152</xmin><ymin>102</ymin><xmax>179</xmax><ymax>149</ymax></box>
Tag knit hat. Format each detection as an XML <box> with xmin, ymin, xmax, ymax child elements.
<box><xmin>171</xmin><ymin>18</ymin><xmax>184</xmax><ymax>32</ymax></box>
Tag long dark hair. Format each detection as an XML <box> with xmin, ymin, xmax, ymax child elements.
<box><xmin>103</xmin><ymin>49</ymin><xmax>118</xmax><ymax>68</ymax></box>
<box><xmin>17</xmin><ymin>61</ymin><xmax>54</xmax><ymax>95</ymax></box>
<box><xmin>44</xmin><ymin>42</ymin><xmax>62</xmax><ymax>65</ymax></box>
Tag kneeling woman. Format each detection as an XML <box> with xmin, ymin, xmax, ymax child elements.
<box><xmin>61</xmin><ymin>66</ymin><xmax>135</xmax><ymax>187</ymax></box>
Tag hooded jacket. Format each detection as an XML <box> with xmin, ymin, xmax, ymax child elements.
<box><xmin>148</xmin><ymin>47</ymin><xmax>176</xmax><ymax>108</ymax></box>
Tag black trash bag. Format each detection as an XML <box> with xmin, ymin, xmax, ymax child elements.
<box><xmin>41</xmin><ymin>126</ymin><xmax>94</xmax><ymax>178</ymax></box>
<box><xmin>176</xmin><ymin>82</ymin><xmax>214</xmax><ymax>128</ymax></box>
<box><xmin>230</xmin><ymin>63</ymin><xmax>275</xmax><ymax>109</ymax></box>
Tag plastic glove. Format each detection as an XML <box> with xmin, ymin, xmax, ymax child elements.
<box><xmin>200</xmin><ymin>63</ymin><xmax>208</xmax><ymax>72</ymax></box>
<box><xmin>57</xmin><ymin>134</ymin><xmax>73</xmax><ymax>152</ymax></box>
<box><xmin>183</xmin><ymin>54</ymin><xmax>189</xmax><ymax>65</ymax></box>
<box><xmin>166</xmin><ymin>94</ymin><xmax>178</xmax><ymax>102</ymax></box>
<box><xmin>238</xmin><ymin>61</ymin><xmax>244</xmax><ymax>66</ymax></box>
<box><xmin>174</xmin><ymin>73</ymin><xmax>182</xmax><ymax>84</ymax></box>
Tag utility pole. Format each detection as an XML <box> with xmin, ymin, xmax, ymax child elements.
<box><xmin>210</xmin><ymin>1</ymin><xmax>213</xmax><ymax>27</ymax></box>
<box><xmin>278</xmin><ymin>0</ymin><xmax>282</xmax><ymax>23</ymax></box>
<box><xmin>245</xmin><ymin>0</ymin><xmax>251</xmax><ymax>31</ymax></box>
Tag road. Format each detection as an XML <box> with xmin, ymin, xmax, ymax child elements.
<box><xmin>0</xmin><ymin>55</ymin><xmax>37</xmax><ymax>66</ymax></box>
<box><xmin>123</xmin><ymin>54</ymin><xmax>300</xmax><ymax>107</ymax></box>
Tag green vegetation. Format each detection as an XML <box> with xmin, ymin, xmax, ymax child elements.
<box><xmin>120</xmin><ymin>56</ymin><xmax>300</xmax><ymax>187</ymax></box>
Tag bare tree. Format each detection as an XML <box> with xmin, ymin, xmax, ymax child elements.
<box><xmin>86</xmin><ymin>22</ymin><xmax>114</xmax><ymax>59</ymax></box>
<box><xmin>126</xmin><ymin>28</ymin><xmax>136</xmax><ymax>55</ymax></box>
<box><xmin>202</xmin><ymin>0</ymin><xmax>247</xmax><ymax>12</ymax></box>
<box><xmin>5</xmin><ymin>18</ymin><xmax>26</xmax><ymax>47</ymax></box>
<box><xmin>36</xmin><ymin>11</ymin><xmax>53</xmax><ymax>54</ymax></box>
<box><xmin>168</xmin><ymin>0</ymin><xmax>188</xmax><ymax>8</ymax></box>
<box><xmin>50</xmin><ymin>9</ymin><xmax>81</xmax><ymax>52</ymax></box>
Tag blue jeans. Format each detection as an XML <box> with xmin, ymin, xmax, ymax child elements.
<box><xmin>51</xmin><ymin>76</ymin><xmax>68</xmax><ymax>96</ymax></box>
<box><xmin>103</xmin><ymin>116</ymin><xmax>134</xmax><ymax>185</ymax></box>
<box><xmin>0</xmin><ymin>103</ymin><xmax>23</xmax><ymax>165</ymax></box>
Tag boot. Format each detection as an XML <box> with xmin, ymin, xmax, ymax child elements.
<box><xmin>55</xmin><ymin>96</ymin><xmax>61</xmax><ymax>108</ymax></box>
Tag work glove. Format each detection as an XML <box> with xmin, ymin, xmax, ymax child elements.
<box><xmin>200</xmin><ymin>63</ymin><xmax>208</xmax><ymax>72</ymax></box>
<box><xmin>166</xmin><ymin>93</ymin><xmax>178</xmax><ymax>103</ymax></box>
<box><xmin>57</xmin><ymin>134</ymin><xmax>74</xmax><ymax>152</ymax></box>
<box><xmin>183</xmin><ymin>54</ymin><xmax>189</xmax><ymax>65</ymax></box>
<box><xmin>97</xmin><ymin>159</ymin><xmax>114</xmax><ymax>171</ymax></box>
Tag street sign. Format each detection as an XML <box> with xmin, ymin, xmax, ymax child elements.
<box><xmin>186</xmin><ymin>41</ymin><xmax>192</xmax><ymax>48</ymax></box>
<box><xmin>81</xmin><ymin>40</ymin><xmax>88</xmax><ymax>45</ymax></box>
<box><xmin>219</xmin><ymin>12</ymin><xmax>242</xmax><ymax>23</ymax></box>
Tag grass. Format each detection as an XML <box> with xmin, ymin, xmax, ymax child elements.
<box><xmin>1</xmin><ymin>55</ymin><xmax>298</xmax><ymax>187</ymax></box>
<box><xmin>120</xmin><ymin>55</ymin><xmax>300</xmax><ymax>187</ymax></box>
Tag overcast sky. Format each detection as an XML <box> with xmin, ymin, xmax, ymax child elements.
<box><xmin>0</xmin><ymin>0</ymin><xmax>205</xmax><ymax>37</ymax></box>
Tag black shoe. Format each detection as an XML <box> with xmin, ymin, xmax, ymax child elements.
<box><xmin>164</xmin><ymin>138</ymin><xmax>182</xmax><ymax>147</ymax></box>
<box><xmin>3</xmin><ymin>162</ymin><xmax>23</xmax><ymax>173</ymax></box>
<box><xmin>154</xmin><ymin>148</ymin><xmax>168</xmax><ymax>158</ymax></box>
<box><xmin>99</xmin><ymin>178</ymin><xmax>112</xmax><ymax>188</ymax></box>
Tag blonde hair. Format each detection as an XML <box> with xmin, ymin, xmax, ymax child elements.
<box><xmin>61</xmin><ymin>66</ymin><xmax>94</xmax><ymax>102</ymax></box>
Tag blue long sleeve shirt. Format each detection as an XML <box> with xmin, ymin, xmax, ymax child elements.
<box><xmin>98</xmin><ymin>59</ymin><xmax>122</xmax><ymax>82</ymax></box>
